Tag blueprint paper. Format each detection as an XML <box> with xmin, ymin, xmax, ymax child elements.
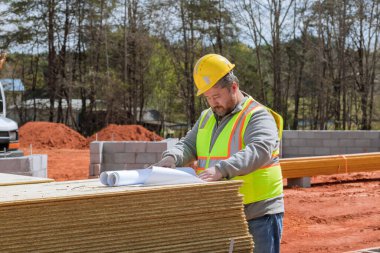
<box><xmin>100</xmin><ymin>167</ymin><xmax>203</xmax><ymax>187</ymax></box>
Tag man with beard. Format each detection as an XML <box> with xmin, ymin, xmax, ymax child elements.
<box><xmin>156</xmin><ymin>54</ymin><xmax>284</xmax><ymax>253</ymax></box>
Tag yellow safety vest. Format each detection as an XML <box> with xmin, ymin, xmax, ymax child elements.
<box><xmin>196</xmin><ymin>97</ymin><xmax>284</xmax><ymax>204</ymax></box>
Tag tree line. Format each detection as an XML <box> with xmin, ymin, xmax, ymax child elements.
<box><xmin>0</xmin><ymin>0</ymin><xmax>379</xmax><ymax>136</ymax></box>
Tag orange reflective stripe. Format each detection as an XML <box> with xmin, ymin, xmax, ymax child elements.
<box><xmin>238</xmin><ymin>104</ymin><xmax>261</xmax><ymax>150</ymax></box>
<box><xmin>271</xmin><ymin>153</ymin><xmax>279</xmax><ymax>159</ymax></box>
<box><xmin>206</xmin><ymin>156</ymin><xmax>229</xmax><ymax>160</ymax></box>
<box><xmin>196</xmin><ymin>167</ymin><xmax>205</xmax><ymax>174</ymax></box>
<box><xmin>198</xmin><ymin>156</ymin><xmax>229</xmax><ymax>160</ymax></box>
<box><xmin>228</xmin><ymin>99</ymin><xmax>254</xmax><ymax>155</ymax></box>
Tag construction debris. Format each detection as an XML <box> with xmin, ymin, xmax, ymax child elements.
<box><xmin>0</xmin><ymin>180</ymin><xmax>253</xmax><ymax>252</ymax></box>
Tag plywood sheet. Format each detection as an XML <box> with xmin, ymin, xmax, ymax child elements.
<box><xmin>0</xmin><ymin>173</ymin><xmax>54</xmax><ymax>186</ymax></box>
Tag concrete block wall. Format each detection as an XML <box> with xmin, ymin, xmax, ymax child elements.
<box><xmin>282</xmin><ymin>130</ymin><xmax>380</xmax><ymax>158</ymax></box>
<box><xmin>0</xmin><ymin>155</ymin><xmax>48</xmax><ymax>177</ymax></box>
<box><xmin>89</xmin><ymin>139</ymin><xmax>179</xmax><ymax>177</ymax></box>
<box><xmin>89</xmin><ymin>131</ymin><xmax>379</xmax><ymax>177</ymax></box>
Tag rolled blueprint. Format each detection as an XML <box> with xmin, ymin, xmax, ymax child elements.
<box><xmin>107</xmin><ymin>169</ymin><xmax>151</xmax><ymax>186</ymax></box>
<box><xmin>100</xmin><ymin>167</ymin><xmax>203</xmax><ymax>187</ymax></box>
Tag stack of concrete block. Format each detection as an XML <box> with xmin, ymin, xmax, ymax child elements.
<box><xmin>89</xmin><ymin>139</ymin><xmax>178</xmax><ymax>177</ymax></box>
<box><xmin>0</xmin><ymin>155</ymin><xmax>48</xmax><ymax>178</ymax></box>
<box><xmin>282</xmin><ymin>130</ymin><xmax>380</xmax><ymax>158</ymax></box>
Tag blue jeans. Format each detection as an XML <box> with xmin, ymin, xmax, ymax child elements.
<box><xmin>248</xmin><ymin>213</ymin><xmax>284</xmax><ymax>253</ymax></box>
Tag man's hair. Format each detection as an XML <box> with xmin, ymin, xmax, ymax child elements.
<box><xmin>214</xmin><ymin>71</ymin><xmax>239</xmax><ymax>90</ymax></box>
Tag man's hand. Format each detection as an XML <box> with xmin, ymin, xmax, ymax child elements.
<box><xmin>198</xmin><ymin>167</ymin><xmax>222</xmax><ymax>182</ymax></box>
<box><xmin>153</xmin><ymin>156</ymin><xmax>176</xmax><ymax>169</ymax></box>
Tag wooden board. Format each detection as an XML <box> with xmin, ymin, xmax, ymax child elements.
<box><xmin>281</xmin><ymin>152</ymin><xmax>380</xmax><ymax>178</ymax></box>
<box><xmin>0</xmin><ymin>173</ymin><xmax>54</xmax><ymax>187</ymax></box>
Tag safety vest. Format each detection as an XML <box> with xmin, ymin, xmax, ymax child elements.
<box><xmin>196</xmin><ymin>97</ymin><xmax>284</xmax><ymax>205</ymax></box>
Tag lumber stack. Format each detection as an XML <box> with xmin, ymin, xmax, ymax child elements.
<box><xmin>281</xmin><ymin>152</ymin><xmax>380</xmax><ymax>178</ymax></box>
<box><xmin>0</xmin><ymin>180</ymin><xmax>253</xmax><ymax>253</ymax></box>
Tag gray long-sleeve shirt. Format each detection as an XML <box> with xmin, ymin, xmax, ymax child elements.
<box><xmin>162</xmin><ymin>93</ymin><xmax>284</xmax><ymax>220</ymax></box>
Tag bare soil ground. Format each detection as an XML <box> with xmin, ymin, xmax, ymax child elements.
<box><xmin>22</xmin><ymin>147</ymin><xmax>380</xmax><ymax>252</ymax></box>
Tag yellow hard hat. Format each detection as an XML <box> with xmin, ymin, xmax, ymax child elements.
<box><xmin>193</xmin><ymin>54</ymin><xmax>235</xmax><ymax>96</ymax></box>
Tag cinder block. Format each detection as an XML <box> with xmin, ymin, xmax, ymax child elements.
<box><xmin>313</xmin><ymin>131</ymin><xmax>332</xmax><ymax>139</ymax></box>
<box><xmin>29</xmin><ymin>154</ymin><xmax>48</xmax><ymax>178</ymax></box>
<box><xmin>19</xmin><ymin>158</ymin><xmax>30</xmax><ymax>172</ymax></box>
<box><xmin>322</xmin><ymin>139</ymin><xmax>339</xmax><ymax>147</ymax></box>
<box><xmin>136</xmin><ymin>153</ymin><xmax>157</xmax><ymax>164</ymax></box>
<box><xmin>90</xmin><ymin>153</ymin><xmax>102</xmax><ymax>164</ymax></box>
<box><xmin>332</xmin><ymin>131</ymin><xmax>357</xmax><ymax>139</ymax></box>
<box><xmin>290</xmin><ymin>139</ymin><xmax>306</xmax><ymax>147</ymax></box>
<box><xmin>101</xmin><ymin>163</ymin><xmax>128</xmax><ymax>172</ymax></box>
<box><xmin>298</xmin><ymin>147</ymin><xmax>314</xmax><ymax>155</ymax></box>
<box><xmin>126</xmin><ymin>163</ymin><xmax>150</xmax><ymax>169</ymax></box>
<box><xmin>297</xmin><ymin>131</ymin><xmax>315</xmax><ymax>139</ymax></box>
<box><xmin>360</xmin><ymin>131</ymin><xmax>380</xmax><ymax>138</ymax></box>
<box><xmin>281</xmin><ymin>147</ymin><xmax>298</xmax><ymax>157</ymax></box>
<box><xmin>330</xmin><ymin>147</ymin><xmax>347</xmax><ymax>155</ymax></box>
<box><xmin>339</xmin><ymin>139</ymin><xmax>354</xmax><ymax>147</ymax></box>
<box><xmin>314</xmin><ymin>147</ymin><xmax>331</xmax><ymax>156</ymax></box>
<box><xmin>346</xmin><ymin>147</ymin><xmax>367</xmax><ymax>154</ymax></box>
<box><xmin>370</xmin><ymin>139</ymin><xmax>379</xmax><ymax>149</ymax></box>
<box><xmin>114</xmin><ymin>153</ymin><xmax>136</xmax><ymax>164</ymax></box>
<box><xmin>90</xmin><ymin>141</ymin><xmax>103</xmax><ymax>154</ymax></box>
<box><xmin>124</xmin><ymin>142</ymin><xmax>147</xmax><ymax>153</ymax></box>
<box><xmin>280</xmin><ymin>139</ymin><xmax>290</xmax><ymax>147</ymax></box>
<box><xmin>89</xmin><ymin>164</ymin><xmax>101</xmax><ymax>176</ymax></box>
<box><xmin>103</xmin><ymin>154</ymin><xmax>115</xmax><ymax>163</ymax></box>
<box><xmin>103</xmin><ymin>142</ymin><xmax>125</xmax><ymax>153</ymax></box>
<box><xmin>146</xmin><ymin>142</ymin><xmax>168</xmax><ymax>153</ymax></box>
<box><xmin>283</xmin><ymin>130</ymin><xmax>298</xmax><ymax>138</ymax></box>
<box><xmin>0</xmin><ymin>158</ymin><xmax>25</xmax><ymax>173</ymax></box>
<box><xmin>281</xmin><ymin>153</ymin><xmax>296</xmax><ymax>158</ymax></box>
<box><xmin>305</xmin><ymin>139</ymin><xmax>323</xmax><ymax>147</ymax></box>
<box><xmin>354</xmin><ymin>139</ymin><xmax>371</xmax><ymax>147</ymax></box>
<box><xmin>287</xmin><ymin>177</ymin><xmax>311</xmax><ymax>188</ymax></box>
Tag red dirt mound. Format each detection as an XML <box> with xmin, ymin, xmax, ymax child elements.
<box><xmin>87</xmin><ymin>124</ymin><xmax>163</xmax><ymax>142</ymax></box>
<box><xmin>19</xmin><ymin>121</ymin><xmax>87</xmax><ymax>149</ymax></box>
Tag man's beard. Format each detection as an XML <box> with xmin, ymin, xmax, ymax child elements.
<box><xmin>212</xmin><ymin>106</ymin><xmax>233</xmax><ymax>117</ymax></box>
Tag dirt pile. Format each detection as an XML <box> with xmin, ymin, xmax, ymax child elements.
<box><xmin>87</xmin><ymin>124</ymin><xmax>163</xmax><ymax>142</ymax></box>
<box><xmin>19</xmin><ymin>122</ymin><xmax>163</xmax><ymax>149</ymax></box>
<box><xmin>19</xmin><ymin>121</ymin><xmax>88</xmax><ymax>149</ymax></box>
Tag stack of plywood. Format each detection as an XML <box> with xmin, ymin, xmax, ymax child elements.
<box><xmin>0</xmin><ymin>180</ymin><xmax>253</xmax><ymax>253</ymax></box>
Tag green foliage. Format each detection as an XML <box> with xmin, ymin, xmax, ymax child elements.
<box><xmin>145</xmin><ymin>40</ymin><xmax>185</xmax><ymax>122</ymax></box>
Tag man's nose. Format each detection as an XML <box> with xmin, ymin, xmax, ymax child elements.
<box><xmin>211</xmin><ymin>98</ymin><xmax>219</xmax><ymax>106</ymax></box>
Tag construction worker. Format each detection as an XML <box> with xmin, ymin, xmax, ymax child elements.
<box><xmin>155</xmin><ymin>53</ymin><xmax>284</xmax><ymax>253</ymax></box>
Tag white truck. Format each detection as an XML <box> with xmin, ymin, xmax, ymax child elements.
<box><xmin>0</xmin><ymin>55</ymin><xmax>23</xmax><ymax>158</ymax></box>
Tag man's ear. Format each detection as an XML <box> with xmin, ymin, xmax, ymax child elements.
<box><xmin>231</xmin><ymin>82</ymin><xmax>239</xmax><ymax>93</ymax></box>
